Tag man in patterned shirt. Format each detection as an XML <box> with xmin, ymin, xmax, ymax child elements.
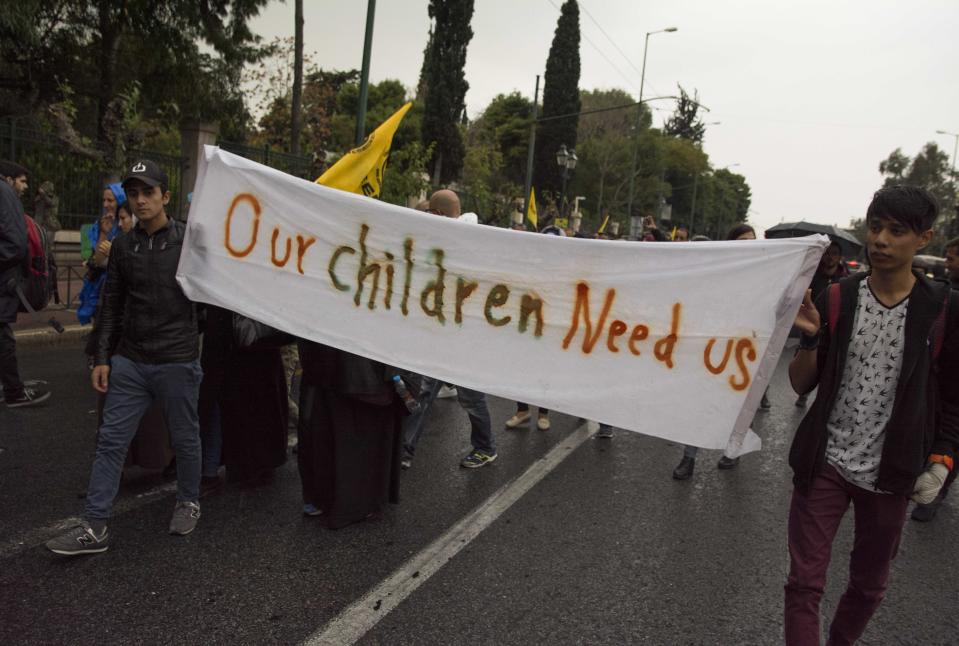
<box><xmin>784</xmin><ymin>186</ymin><xmax>959</xmax><ymax>645</ymax></box>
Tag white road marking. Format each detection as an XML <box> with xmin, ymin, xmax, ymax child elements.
<box><xmin>303</xmin><ymin>421</ymin><xmax>597</xmax><ymax>646</ymax></box>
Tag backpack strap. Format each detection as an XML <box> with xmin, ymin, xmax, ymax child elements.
<box><xmin>930</xmin><ymin>285</ymin><xmax>951</xmax><ymax>363</ymax></box>
<box><xmin>827</xmin><ymin>282</ymin><xmax>841</xmax><ymax>337</ymax></box>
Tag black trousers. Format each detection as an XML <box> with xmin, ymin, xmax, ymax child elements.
<box><xmin>0</xmin><ymin>321</ymin><xmax>23</xmax><ymax>398</ymax></box>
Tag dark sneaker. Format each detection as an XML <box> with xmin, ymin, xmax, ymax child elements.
<box><xmin>911</xmin><ymin>495</ymin><xmax>943</xmax><ymax>522</ymax></box>
<box><xmin>460</xmin><ymin>450</ymin><xmax>498</xmax><ymax>469</ymax></box>
<box><xmin>303</xmin><ymin>503</ymin><xmax>323</xmax><ymax>516</ymax></box>
<box><xmin>169</xmin><ymin>501</ymin><xmax>201</xmax><ymax>535</ymax></box>
<box><xmin>596</xmin><ymin>425</ymin><xmax>614</xmax><ymax>439</ymax></box>
<box><xmin>759</xmin><ymin>394</ymin><xmax>772</xmax><ymax>411</ymax></box>
<box><xmin>795</xmin><ymin>393</ymin><xmax>809</xmax><ymax>408</ymax></box>
<box><xmin>717</xmin><ymin>455</ymin><xmax>740</xmax><ymax>470</ymax></box>
<box><xmin>5</xmin><ymin>388</ymin><xmax>51</xmax><ymax>408</ymax></box>
<box><xmin>673</xmin><ymin>456</ymin><xmax>695</xmax><ymax>480</ymax></box>
<box><xmin>46</xmin><ymin>524</ymin><xmax>110</xmax><ymax>556</ymax></box>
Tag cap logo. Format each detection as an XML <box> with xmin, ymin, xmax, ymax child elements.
<box><xmin>132</xmin><ymin>162</ymin><xmax>146</xmax><ymax>172</ymax></box>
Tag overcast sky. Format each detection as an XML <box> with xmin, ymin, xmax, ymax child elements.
<box><xmin>249</xmin><ymin>0</ymin><xmax>958</xmax><ymax>234</ymax></box>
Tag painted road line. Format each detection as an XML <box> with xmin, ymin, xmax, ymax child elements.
<box><xmin>303</xmin><ymin>421</ymin><xmax>598</xmax><ymax>646</ymax></box>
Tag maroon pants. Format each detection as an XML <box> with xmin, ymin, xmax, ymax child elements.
<box><xmin>784</xmin><ymin>464</ymin><xmax>908</xmax><ymax>646</ymax></box>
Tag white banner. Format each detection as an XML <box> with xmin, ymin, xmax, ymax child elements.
<box><xmin>178</xmin><ymin>147</ymin><xmax>827</xmax><ymax>454</ymax></box>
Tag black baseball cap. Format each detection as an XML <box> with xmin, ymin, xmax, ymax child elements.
<box><xmin>121</xmin><ymin>159</ymin><xmax>168</xmax><ymax>189</ymax></box>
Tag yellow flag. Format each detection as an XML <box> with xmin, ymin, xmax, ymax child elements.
<box><xmin>598</xmin><ymin>214</ymin><xmax>610</xmax><ymax>234</ymax></box>
<box><xmin>527</xmin><ymin>187</ymin><xmax>538</xmax><ymax>230</ymax></box>
<box><xmin>316</xmin><ymin>101</ymin><xmax>412</xmax><ymax>197</ymax></box>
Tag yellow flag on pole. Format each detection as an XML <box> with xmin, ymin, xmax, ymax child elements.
<box><xmin>316</xmin><ymin>101</ymin><xmax>412</xmax><ymax>197</ymax></box>
<box><xmin>598</xmin><ymin>214</ymin><xmax>610</xmax><ymax>234</ymax></box>
<box><xmin>527</xmin><ymin>187</ymin><xmax>538</xmax><ymax>230</ymax></box>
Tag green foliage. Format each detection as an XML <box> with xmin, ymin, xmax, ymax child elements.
<box><xmin>379</xmin><ymin>141</ymin><xmax>434</xmax><ymax>208</ymax></box>
<box><xmin>663</xmin><ymin>85</ymin><xmax>705</xmax><ymax>144</ymax></box>
<box><xmin>0</xmin><ymin>0</ymin><xmax>269</xmax><ymax>158</ymax></box>
<box><xmin>568</xmin><ymin>89</ymin><xmax>642</xmax><ymax>232</ymax></box>
<box><xmin>468</xmin><ymin>92</ymin><xmax>534</xmax><ymax>188</ymax></box>
<box><xmin>878</xmin><ymin>142</ymin><xmax>958</xmax><ymax>252</ymax></box>
<box><xmin>693</xmin><ymin>168</ymin><xmax>752</xmax><ymax>239</ymax></box>
<box><xmin>420</xmin><ymin>0</ymin><xmax>475</xmax><ymax>184</ymax></box>
<box><xmin>533</xmin><ymin>0</ymin><xmax>581</xmax><ymax>197</ymax></box>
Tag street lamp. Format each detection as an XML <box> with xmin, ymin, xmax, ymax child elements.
<box><xmin>627</xmin><ymin>26</ymin><xmax>679</xmax><ymax>239</ymax></box>
<box><xmin>936</xmin><ymin>129</ymin><xmax>958</xmax><ymax>176</ymax></box>
<box><xmin>556</xmin><ymin>144</ymin><xmax>577</xmax><ymax>214</ymax></box>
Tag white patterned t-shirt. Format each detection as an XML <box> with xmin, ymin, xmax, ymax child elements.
<box><xmin>825</xmin><ymin>279</ymin><xmax>909</xmax><ymax>490</ymax></box>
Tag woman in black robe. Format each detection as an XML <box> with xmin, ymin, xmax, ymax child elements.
<box><xmin>199</xmin><ymin>306</ymin><xmax>289</xmax><ymax>485</ymax></box>
<box><xmin>296</xmin><ymin>341</ymin><xmax>403</xmax><ymax>529</ymax></box>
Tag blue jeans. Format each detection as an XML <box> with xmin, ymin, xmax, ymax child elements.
<box><xmin>403</xmin><ymin>376</ymin><xmax>495</xmax><ymax>456</ymax></box>
<box><xmin>84</xmin><ymin>355</ymin><xmax>203</xmax><ymax>522</ymax></box>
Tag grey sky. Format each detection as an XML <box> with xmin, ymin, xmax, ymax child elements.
<box><xmin>250</xmin><ymin>0</ymin><xmax>958</xmax><ymax>234</ymax></box>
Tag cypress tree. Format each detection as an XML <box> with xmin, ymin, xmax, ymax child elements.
<box><xmin>534</xmin><ymin>0</ymin><xmax>581</xmax><ymax>200</ymax></box>
<box><xmin>420</xmin><ymin>0</ymin><xmax>475</xmax><ymax>185</ymax></box>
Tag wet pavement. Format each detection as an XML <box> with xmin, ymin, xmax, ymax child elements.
<box><xmin>1</xmin><ymin>342</ymin><xmax>956</xmax><ymax>645</ymax></box>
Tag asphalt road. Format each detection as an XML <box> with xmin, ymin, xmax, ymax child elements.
<box><xmin>1</xmin><ymin>342</ymin><xmax>956</xmax><ymax>645</ymax></box>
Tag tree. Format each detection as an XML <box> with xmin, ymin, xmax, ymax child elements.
<box><xmin>533</xmin><ymin>0</ymin><xmax>581</xmax><ymax>199</ymax></box>
<box><xmin>663</xmin><ymin>85</ymin><xmax>705</xmax><ymax>144</ymax></box>
<box><xmin>878</xmin><ymin>142</ymin><xmax>959</xmax><ymax>248</ymax></box>
<box><xmin>467</xmin><ymin>92</ymin><xmax>533</xmax><ymax>188</ymax></box>
<box><xmin>697</xmin><ymin>168</ymin><xmax>751</xmax><ymax>238</ymax></box>
<box><xmin>420</xmin><ymin>0</ymin><xmax>474</xmax><ymax>185</ymax></box>
<box><xmin>572</xmin><ymin>88</ymin><xmax>643</xmax><ymax>229</ymax></box>
<box><xmin>1</xmin><ymin>0</ymin><xmax>270</xmax><ymax>164</ymax></box>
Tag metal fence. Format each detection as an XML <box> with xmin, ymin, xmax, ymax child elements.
<box><xmin>218</xmin><ymin>141</ymin><xmax>314</xmax><ymax>180</ymax></box>
<box><xmin>0</xmin><ymin>118</ymin><xmax>186</xmax><ymax>231</ymax></box>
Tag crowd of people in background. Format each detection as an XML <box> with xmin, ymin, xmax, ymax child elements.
<box><xmin>2</xmin><ymin>157</ymin><xmax>957</xmax><ymax>646</ymax></box>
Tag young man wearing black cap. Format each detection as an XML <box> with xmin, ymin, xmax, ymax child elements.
<box><xmin>47</xmin><ymin>159</ymin><xmax>204</xmax><ymax>555</ymax></box>
<box><xmin>0</xmin><ymin>160</ymin><xmax>51</xmax><ymax>407</ymax></box>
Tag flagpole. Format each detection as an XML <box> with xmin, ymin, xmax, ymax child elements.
<box><xmin>355</xmin><ymin>0</ymin><xmax>377</xmax><ymax>146</ymax></box>
<box><xmin>522</xmin><ymin>74</ymin><xmax>540</xmax><ymax>226</ymax></box>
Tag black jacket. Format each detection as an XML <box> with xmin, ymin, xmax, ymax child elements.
<box><xmin>0</xmin><ymin>181</ymin><xmax>27</xmax><ymax>323</ymax></box>
<box><xmin>95</xmin><ymin>218</ymin><xmax>199</xmax><ymax>365</ymax></box>
<box><xmin>789</xmin><ymin>271</ymin><xmax>959</xmax><ymax>496</ymax></box>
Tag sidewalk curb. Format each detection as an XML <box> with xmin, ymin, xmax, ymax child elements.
<box><xmin>14</xmin><ymin>324</ymin><xmax>87</xmax><ymax>348</ymax></box>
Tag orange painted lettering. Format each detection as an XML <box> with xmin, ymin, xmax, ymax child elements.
<box><xmin>224</xmin><ymin>193</ymin><xmax>261</xmax><ymax>258</ymax></box>
<box><xmin>607</xmin><ymin>320</ymin><xmax>628</xmax><ymax>353</ymax></box>
<box><xmin>270</xmin><ymin>227</ymin><xmax>292</xmax><ymax>267</ymax></box>
<box><xmin>729</xmin><ymin>338</ymin><xmax>757</xmax><ymax>391</ymax></box>
<box><xmin>295</xmin><ymin>235</ymin><xmax>316</xmax><ymax>275</ymax></box>
<box><xmin>653</xmin><ymin>303</ymin><xmax>682</xmax><ymax>368</ymax></box>
<box><xmin>628</xmin><ymin>325</ymin><xmax>649</xmax><ymax>356</ymax></box>
<box><xmin>562</xmin><ymin>282</ymin><xmax>616</xmax><ymax>354</ymax></box>
<box><xmin>704</xmin><ymin>338</ymin><xmax>734</xmax><ymax>375</ymax></box>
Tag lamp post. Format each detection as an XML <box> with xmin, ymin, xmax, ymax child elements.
<box><xmin>936</xmin><ymin>129</ymin><xmax>958</xmax><ymax>176</ymax></box>
<box><xmin>556</xmin><ymin>144</ymin><xmax>578</xmax><ymax>215</ymax></box>
<box><xmin>626</xmin><ymin>26</ymin><xmax>678</xmax><ymax>239</ymax></box>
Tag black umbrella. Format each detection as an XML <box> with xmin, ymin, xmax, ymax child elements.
<box><xmin>764</xmin><ymin>221</ymin><xmax>863</xmax><ymax>257</ymax></box>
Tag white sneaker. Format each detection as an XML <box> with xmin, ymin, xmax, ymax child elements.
<box><xmin>436</xmin><ymin>385</ymin><xmax>458</xmax><ymax>399</ymax></box>
<box><xmin>537</xmin><ymin>415</ymin><xmax>551</xmax><ymax>431</ymax></box>
<box><xmin>505</xmin><ymin>412</ymin><xmax>531</xmax><ymax>428</ymax></box>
